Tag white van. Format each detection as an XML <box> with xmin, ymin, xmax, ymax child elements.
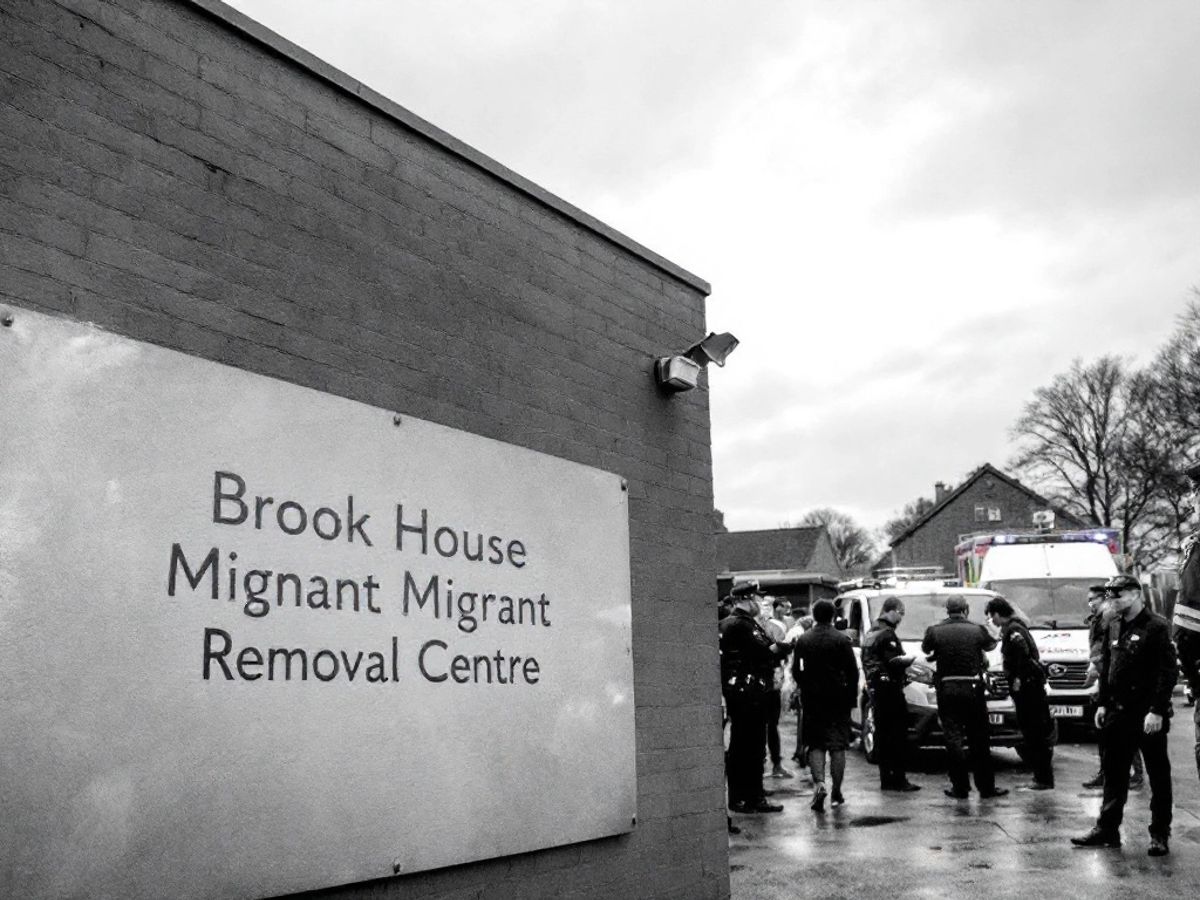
<box><xmin>956</xmin><ymin>529</ymin><xmax>1121</xmax><ymax>728</ymax></box>
<box><xmin>839</xmin><ymin>584</ymin><xmax>1021</xmax><ymax>761</ymax></box>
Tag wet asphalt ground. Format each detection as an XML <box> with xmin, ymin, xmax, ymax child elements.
<box><xmin>729</xmin><ymin>691</ymin><xmax>1200</xmax><ymax>899</ymax></box>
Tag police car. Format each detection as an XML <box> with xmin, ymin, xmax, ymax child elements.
<box><xmin>837</xmin><ymin>582</ymin><xmax>1027</xmax><ymax>761</ymax></box>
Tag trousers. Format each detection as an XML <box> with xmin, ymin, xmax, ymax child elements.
<box><xmin>1013</xmin><ymin>682</ymin><xmax>1055</xmax><ymax>786</ymax></box>
<box><xmin>937</xmin><ymin>680</ymin><xmax>995</xmax><ymax>794</ymax></box>
<box><xmin>1096</xmin><ymin>709</ymin><xmax>1172</xmax><ymax>837</ymax></box>
<box><xmin>871</xmin><ymin>683</ymin><xmax>909</xmax><ymax>788</ymax></box>
<box><xmin>725</xmin><ymin>686</ymin><xmax>769</xmax><ymax>806</ymax></box>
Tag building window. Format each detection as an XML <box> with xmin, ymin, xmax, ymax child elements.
<box><xmin>974</xmin><ymin>505</ymin><xmax>986</xmax><ymax>522</ymax></box>
<box><xmin>987</xmin><ymin>506</ymin><xmax>1002</xmax><ymax>522</ymax></box>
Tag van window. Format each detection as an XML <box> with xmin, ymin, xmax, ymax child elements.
<box><xmin>984</xmin><ymin>578</ymin><xmax>1094</xmax><ymax>628</ymax></box>
<box><xmin>892</xmin><ymin>594</ymin><xmax>987</xmax><ymax>641</ymax></box>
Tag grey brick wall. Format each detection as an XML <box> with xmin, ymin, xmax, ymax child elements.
<box><xmin>0</xmin><ymin>1</ymin><xmax>728</xmax><ymax>897</ymax></box>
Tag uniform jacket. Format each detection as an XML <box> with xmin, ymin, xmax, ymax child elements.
<box><xmin>921</xmin><ymin>615</ymin><xmax>996</xmax><ymax>681</ymax></box>
<box><xmin>862</xmin><ymin>618</ymin><xmax>909</xmax><ymax>688</ymax></box>
<box><xmin>1175</xmin><ymin>531</ymin><xmax>1200</xmax><ymax>635</ymax></box>
<box><xmin>792</xmin><ymin>623</ymin><xmax>858</xmax><ymax>712</ymax></box>
<box><xmin>999</xmin><ymin>619</ymin><xmax>1045</xmax><ymax>688</ymax></box>
<box><xmin>719</xmin><ymin>609</ymin><xmax>784</xmax><ymax>692</ymax></box>
<box><xmin>1098</xmin><ymin>607</ymin><xmax>1178</xmax><ymax>717</ymax></box>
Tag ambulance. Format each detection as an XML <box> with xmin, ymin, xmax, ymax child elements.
<box><xmin>954</xmin><ymin>524</ymin><xmax>1122</xmax><ymax>729</ymax></box>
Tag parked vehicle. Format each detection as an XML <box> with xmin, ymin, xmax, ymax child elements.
<box><xmin>839</xmin><ymin>583</ymin><xmax>1021</xmax><ymax>762</ymax></box>
<box><xmin>954</xmin><ymin>527</ymin><xmax>1121</xmax><ymax>730</ymax></box>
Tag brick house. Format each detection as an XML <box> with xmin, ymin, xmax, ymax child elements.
<box><xmin>715</xmin><ymin>527</ymin><xmax>844</xmax><ymax>607</ymax></box>
<box><xmin>886</xmin><ymin>464</ymin><xmax>1091</xmax><ymax>576</ymax></box>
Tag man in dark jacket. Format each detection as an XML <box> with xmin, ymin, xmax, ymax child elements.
<box><xmin>720</xmin><ymin>584</ymin><xmax>791</xmax><ymax>814</ymax></box>
<box><xmin>862</xmin><ymin>596</ymin><xmax>919</xmax><ymax>792</ymax></box>
<box><xmin>921</xmin><ymin>595</ymin><xmax>1008</xmax><ymax>799</ymax></box>
<box><xmin>986</xmin><ymin>595</ymin><xmax>1054</xmax><ymax>789</ymax></box>
<box><xmin>793</xmin><ymin>599</ymin><xmax>859</xmax><ymax>812</ymax></box>
<box><xmin>1072</xmin><ymin>574</ymin><xmax>1177</xmax><ymax>856</ymax></box>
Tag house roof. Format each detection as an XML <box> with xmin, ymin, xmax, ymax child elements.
<box><xmin>888</xmin><ymin>463</ymin><xmax>1088</xmax><ymax>547</ymax></box>
<box><xmin>715</xmin><ymin>527</ymin><xmax>829</xmax><ymax>573</ymax></box>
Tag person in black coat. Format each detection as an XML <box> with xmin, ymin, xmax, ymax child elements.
<box><xmin>921</xmin><ymin>595</ymin><xmax>1008</xmax><ymax>800</ymax></box>
<box><xmin>1073</xmin><ymin>574</ymin><xmax>1178</xmax><ymax>857</ymax></box>
<box><xmin>720</xmin><ymin>585</ymin><xmax>792</xmax><ymax>814</ymax></box>
<box><xmin>986</xmin><ymin>595</ymin><xmax>1054</xmax><ymax>789</ymax></box>
<box><xmin>792</xmin><ymin>599</ymin><xmax>859</xmax><ymax>812</ymax></box>
<box><xmin>862</xmin><ymin>596</ymin><xmax>919</xmax><ymax>791</ymax></box>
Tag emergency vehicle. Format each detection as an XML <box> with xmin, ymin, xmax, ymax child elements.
<box><xmin>954</xmin><ymin>525</ymin><xmax>1122</xmax><ymax>729</ymax></box>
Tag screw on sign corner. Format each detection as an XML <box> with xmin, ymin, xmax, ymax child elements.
<box><xmin>1</xmin><ymin>312</ymin><xmax>13</xmax><ymax>327</ymax></box>
<box><xmin>392</xmin><ymin>414</ymin><xmax>402</xmax><ymax>426</ymax></box>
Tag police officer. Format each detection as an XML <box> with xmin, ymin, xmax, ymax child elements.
<box><xmin>719</xmin><ymin>583</ymin><xmax>791</xmax><ymax>814</ymax></box>
<box><xmin>1174</xmin><ymin>461</ymin><xmax>1200</xmax><ymax>782</ymax></box>
<box><xmin>986</xmin><ymin>595</ymin><xmax>1054</xmax><ymax>789</ymax></box>
<box><xmin>861</xmin><ymin>596</ymin><xmax>920</xmax><ymax>791</ymax></box>
<box><xmin>1072</xmin><ymin>574</ymin><xmax>1177</xmax><ymax>856</ymax></box>
<box><xmin>921</xmin><ymin>595</ymin><xmax>1008</xmax><ymax>799</ymax></box>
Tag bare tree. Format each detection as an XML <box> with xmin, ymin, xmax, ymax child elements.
<box><xmin>1010</xmin><ymin>351</ymin><xmax>1189</xmax><ymax>567</ymax></box>
<box><xmin>797</xmin><ymin>508</ymin><xmax>879</xmax><ymax>575</ymax></box>
<box><xmin>882</xmin><ymin>496</ymin><xmax>935</xmax><ymax>542</ymax></box>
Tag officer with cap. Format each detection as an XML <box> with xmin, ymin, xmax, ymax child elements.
<box><xmin>861</xmin><ymin>596</ymin><xmax>920</xmax><ymax>791</ymax></box>
<box><xmin>1072</xmin><ymin>574</ymin><xmax>1177</xmax><ymax>856</ymax></box>
<box><xmin>1175</xmin><ymin>460</ymin><xmax>1200</xmax><ymax>782</ymax></box>
<box><xmin>921</xmin><ymin>595</ymin><xmax>1008</xmax><ymax>799</ymax></box>
<box><xmin>719</xmin><ymin>582</ymin><xmax>792</xmax><ymax>813</ymax></box>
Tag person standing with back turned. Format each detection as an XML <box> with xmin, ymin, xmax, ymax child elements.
<box><xmin>792</xmin><ymin>599</ymin><xmax>859</xmax><ymax>812</ymax></box>
<box><xmin>921</xmin><ymin>595</ymin><xmax>1008</xmax><ymax>800</ymax></box>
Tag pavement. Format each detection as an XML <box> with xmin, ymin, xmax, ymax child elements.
<box><xmin>729</xmin><ymin>694</ymin><xmax>1200</xmax><ymax>899</ymax></box>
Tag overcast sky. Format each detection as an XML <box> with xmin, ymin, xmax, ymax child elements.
<box><xmin>225</xmin><ymin>0</ymin><xmax>1200</xmax><ymax>534</ymax></box>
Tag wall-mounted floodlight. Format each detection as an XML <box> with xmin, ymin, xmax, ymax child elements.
<box><xmin>654</xmin><ymin>332</ymin><xmax>740</xmax><ymax>392</ymax></box>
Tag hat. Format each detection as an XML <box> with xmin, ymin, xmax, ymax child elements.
<box><xmin>1087</xmin><ymin>584</ymin><xmax>1109</xmax><ymax>595</ymax></box>
<box><xmin>730</xmin><ymin>580</ymin><xmax>761</xmax><ymax>598</ymax></box>
<box><xmin>1104</xmin><ymin>574</ymin><xmax>1142</xmax><ymax>595</ymax></box>
<box><xmin>1186</xmin><ymin>461</ymin><xmax>1200</xmax><ymax>484</ymax></box>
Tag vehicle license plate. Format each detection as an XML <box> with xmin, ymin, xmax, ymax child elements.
<box><xmin>1049</xmin><ymin>705</ymin><xmax>1084</xmax><ymax>718</ymax></box>
<box><xmin>988</xmin><ymin>713</ymin><xmax>1003</xmax><ymax>725</ymax></box>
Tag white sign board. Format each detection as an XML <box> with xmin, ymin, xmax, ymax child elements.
<box><xmin>0</xmin><ymin>309</ymin><xmax>636</xmax><ymax>899</ymax></box>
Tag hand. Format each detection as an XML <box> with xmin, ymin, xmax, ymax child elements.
<box><xmin>1144</xmin><ymin>712</ymin><xmax>1163</xmax><ymax>734</ymax></box>
<box><xmin>1011</xmin><ymin>677</ymin><xmax>1022</xmax><ymax>694</ymax></box>
<box><xmin>1083</xmin><ymin>664</ymin><xmax>1098</xmax><ymax>688</ymax></box>
<box><xmin>1094</xmin><ymin>706</ymin><xmax>1107</xmax><ymax>729</ymax></box>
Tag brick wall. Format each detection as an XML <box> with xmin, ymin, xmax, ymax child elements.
<box><xmin>0</xmin><ymin>1</ymin><xmax>728</xmax><ymax>897</ymax></box>
<box><xmin>891</xmin><ymin>476</ymin><xmax>1087</xmax><ymax>575</ymax></box>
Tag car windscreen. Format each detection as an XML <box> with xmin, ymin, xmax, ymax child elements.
<box><xmin>982</xmin><ymin>578</ymin><xmax>1095</xmax><ymax>628</ymax></box>
<box><xmin>893</xmin><ymin>594</ymin><xmax>988</xmax><ymax>641</ymax></box>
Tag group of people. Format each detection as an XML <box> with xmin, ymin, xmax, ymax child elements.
<box><xmin>718</xmin><ymin>587</ymin><xmax>856</xmax><ymax>815</ymax></box>
<box><xmin>718</xmin><ymin>458</ymin><xmax>1200</xmax><ymax>857</ymax></box>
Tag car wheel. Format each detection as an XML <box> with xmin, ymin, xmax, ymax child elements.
<box><xmin>861</xmin><ymin>699</ymin><xmax>878</xmax><ymax>764</ymax></box>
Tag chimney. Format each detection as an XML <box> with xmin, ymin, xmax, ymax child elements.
<box><xmin>935</xmin><ymin>481</ymin><xmax>948</xmax><ymax>503</ymax></box>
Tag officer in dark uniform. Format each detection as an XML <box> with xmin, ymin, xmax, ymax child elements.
<box><xmin>1174</xmin><ymin>461</ymin><xmax>1200</xmax><ymax>782</ymax></box>
<box><xmin>921</xmin><ymin>595</ymin><xmax>1008</xmax><ymax>799</ymax></box>
<box><xmin>985</xmin><ymin>595</ymin><xmax>1054</xmax><ymax>789</ymax></box>
<box><xmin>861</xmin><ymin>596</ymin><xmax>919</xmax><ymax>791</ymax></box>
<box><xmin>719</xmin><ymin>582</ymin><xmax>791</xmax><ymax>814</ymax></box>
<box><xmin>1072</xmin><ymin>574</ymin><xmax>1177</xmax><ymax>856</ymax></box>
